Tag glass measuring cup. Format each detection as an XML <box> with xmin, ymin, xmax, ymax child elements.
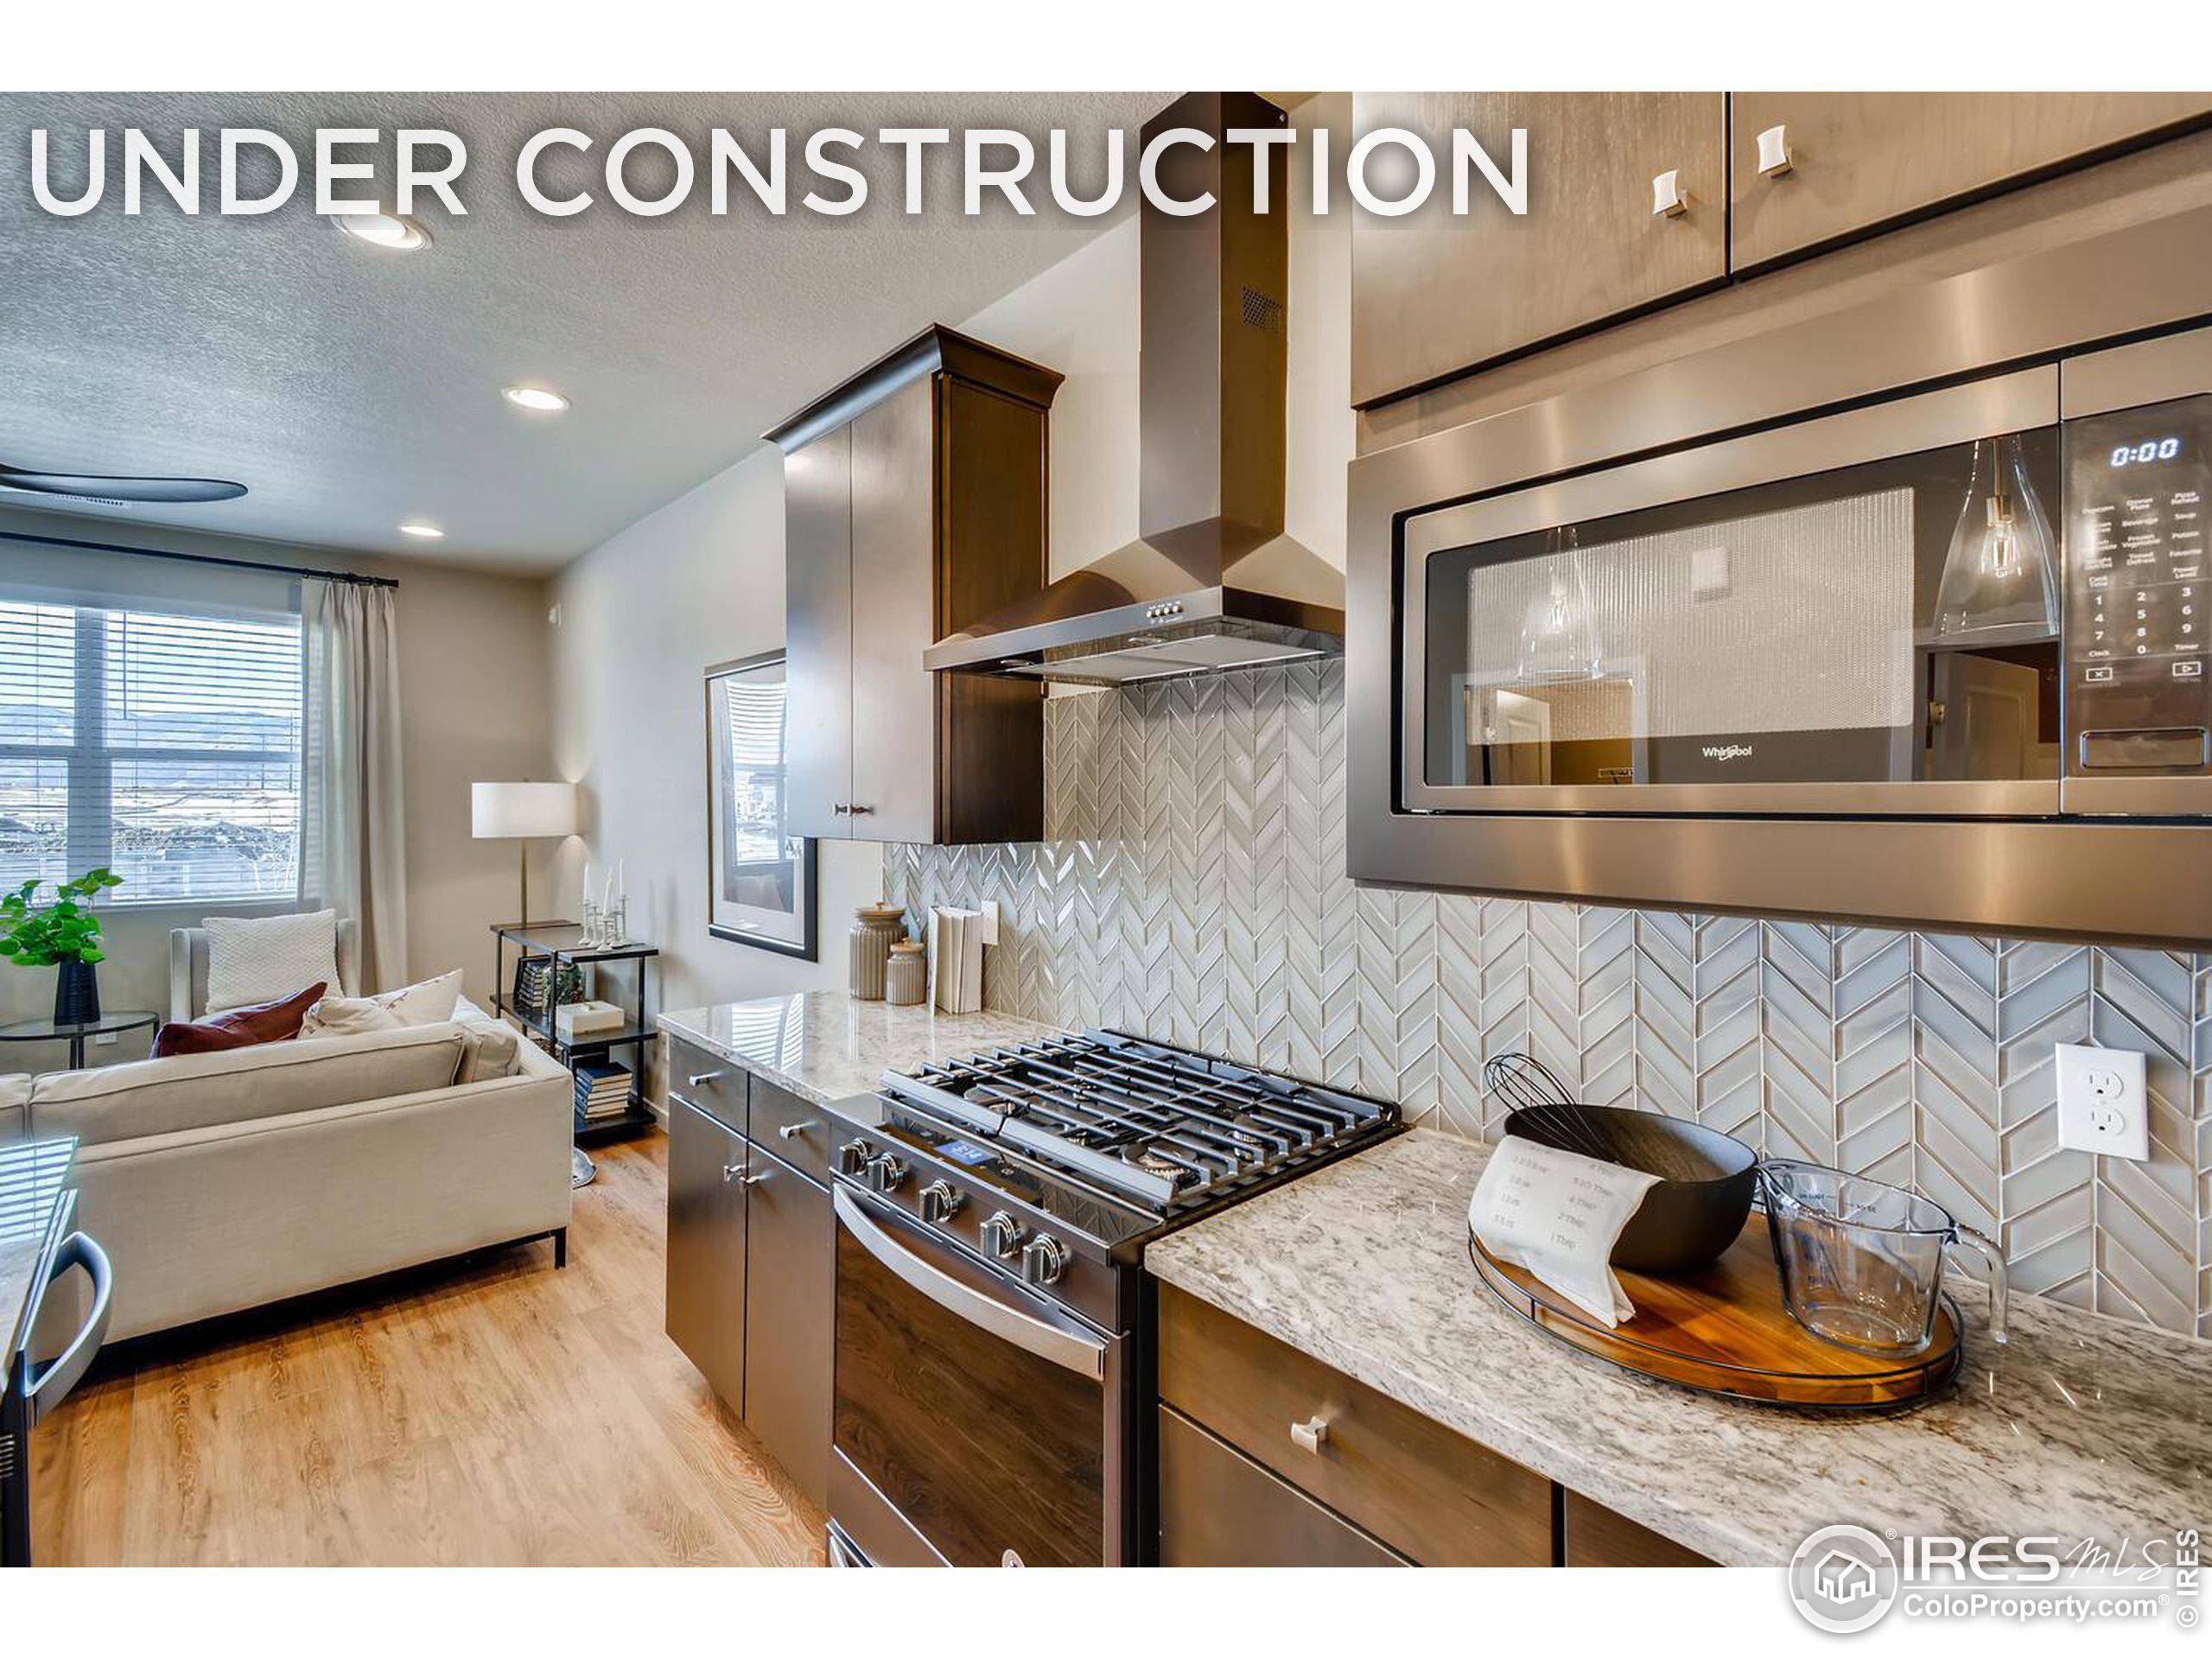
<box><xmin>1760</xmin><ymin>1160</ymin><xmax>2008</xmax><ymax>1357</ymax></box>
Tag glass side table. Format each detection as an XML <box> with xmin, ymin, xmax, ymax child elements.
<box><xmin>0</xmin><ymin>1010</ymin><xmax>160</xmax><ymax>1072</ymax></box>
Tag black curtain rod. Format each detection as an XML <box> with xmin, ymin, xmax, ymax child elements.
<box><xmin>0</xmin><ymin>525</ymin><xmax>401</xmax><ymax>588</ymax></box>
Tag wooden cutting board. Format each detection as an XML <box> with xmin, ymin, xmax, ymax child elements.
<box><xmin>1469</xmin><ymin>1212</ymin><xmax>1961</xmax><ymax>1409</ymax></box>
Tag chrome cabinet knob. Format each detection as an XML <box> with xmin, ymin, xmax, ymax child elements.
<box><xmin>1289</xmin><ymin>1415</ymin><xmax>1331</xmax><ymax>1453</ymax></box>
<box><xmin>861</xmin><ymin>1152</ymin><xmax>908</xmax><ymax>1193</ymax></box>
<box><xmin>1019</xmin><ymin>1234</ymin><xmax>1068</xmax><ymax>1287</ymax></box>
<box><xmin>835</xmin><ymin>1139</ymin><xmax>873</xmax><ymax>1177</ymax></box>
<box><xmin>1756</xmin><ymin>123</ymin><xmax>1794</xmax><ymax>179</ymax></box>
<box><xmin>981</xmin><ymin>1211</ymin><xmax>1026</xmax><ymax>1260</ymax></box>
<box><xmin>918</xmin><ymin>1179</ymin><xmax>965</xmax><ymax>1224</ymax></box>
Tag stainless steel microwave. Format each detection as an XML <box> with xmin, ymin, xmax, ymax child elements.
<box><xmin>1346</xmin><ymin>207</ymin><xmax>2212</xmax><ymax>944</ymax></box>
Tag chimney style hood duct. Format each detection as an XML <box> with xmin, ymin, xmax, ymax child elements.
<box><xmin>925</xmin><ymin>92</ymin><xmax>1344</xmax><ymax>686</ymax></box>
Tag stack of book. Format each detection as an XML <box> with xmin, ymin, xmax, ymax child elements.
<box><xmin>575</xmin><ymin>1058</ymin><xmax>634</xmax><ymax>1122</ymax></box>
<box><xmin>927</xmin><ymin>905</ymin><xmax>989</xmax><ymax>1014</ymax></box>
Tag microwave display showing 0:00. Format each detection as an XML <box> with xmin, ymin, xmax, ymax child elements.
<box><xmin>2110</xmin><ymin>436</ymin><xmax>2183</xmax><ymax>467</ymax></box>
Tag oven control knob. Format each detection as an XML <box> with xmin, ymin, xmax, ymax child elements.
<box><xmin>861</xmin><ymin>1152</ymin><xmax>908</xmax><ymax>1194</ymax></box>
<box><xmin>918</xmin><ymin>1179</ymin><xmax>965</xmax><ymax>1224</ymax></box>
<box><xmin>1020</xmin><ymin>1234</ymin><xmax>1069</xmax><ymax>1287</ymax></box>
<box><xmin>835</xmin><ymin>1139</ymin><xmax>873</xmax><ymax>1178</ymax></box>
<box><xmin>981</xmin><ymin>1211</ymin><xmax>1027</xmax><ymax>1260</ymax></box>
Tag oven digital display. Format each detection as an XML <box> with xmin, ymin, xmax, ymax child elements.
<box><xmin>2110</xmin><ymin>436</ymin><xmax>2184</xmax><ymax>467</ymax></box>
<box><xmin>937</xmin><ymin>1139</ymin><xmax>997</xmax><ymax>1168</ymax></box>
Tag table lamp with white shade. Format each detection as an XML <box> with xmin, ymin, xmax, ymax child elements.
<box><xmin>472</xmin><ymin>780</ymin><xmax>580</xmax><ymax>932</ymax></box>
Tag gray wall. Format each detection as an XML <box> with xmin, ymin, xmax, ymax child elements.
<box><xmin>887</xmin><ymin>664</ymin><xmax>2212</xmax><ymax>1341</ymax></box>
<box><xmin>0</xmin><ymin>505</ymin><xmax>553</xmax><ymax>1058</ymax></box>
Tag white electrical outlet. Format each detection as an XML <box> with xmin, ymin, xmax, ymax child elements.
<box><xmin>2055</xmin><ymin>1043</ymin><xmax>2149</xmax><ymax>1160</ymax></box>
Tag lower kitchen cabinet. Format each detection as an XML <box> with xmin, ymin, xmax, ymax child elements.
<box><xmin>1155</xmin><ymin>1283</ymin><xmax>1716</xmax><ymax>1567</ymax></box>
<box><xmin>1159</xmin><ymin>1407</ymin><xmax>1408</xmax><ymax>1567</ymax></box>
<box><xmin>1157</xmin><ymin>1283</ymin><xmax>1551</xmax><ymax>1565</ymax></box>
<box><xmin>664</xmin><ymin>1039</ymin><xmax>834</xmax><ymax>1510</ymax></box>
<box><xmin>739</xmin><ymin>1142</ymin><xmax>834</xmax><ymax>1507</ymax></box>
<box><xmin>665</xmin><ymin>1081</ymin><xmax>749</xmax><ymax>1414</ymax></box>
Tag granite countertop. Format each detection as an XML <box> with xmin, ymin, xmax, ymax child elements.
<box><xmin>658</xmin><ymin>993</ymin><xmax>1058</xmax><ymax>1107</ymax></box>
<box><xmin>0</xmin><ymin>1136</ymin><xmax>77</xmax><ymax>1361</ymax></box>
<box><xmin>1147</xmin><ymin>1128</ymin><xmax>2211</xmax><ymax>1567</ymax></box>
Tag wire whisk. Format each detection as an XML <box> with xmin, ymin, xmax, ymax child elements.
<box><xmin>1481</xmin><ymin>1052</ymin><xmax>1639</xmax><ymax>1166</ymax></box>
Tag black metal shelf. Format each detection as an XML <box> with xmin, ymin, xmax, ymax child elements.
<box><xmin>490</xmin><ymin>922</ymin><xmax>660</xmax><ymax>1165</ymax></box>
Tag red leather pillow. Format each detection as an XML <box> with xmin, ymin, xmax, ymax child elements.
<box><xmin>151</xmin><ymin>982</ymin><xmax>327</xmax><ymax>1058</ymax></box>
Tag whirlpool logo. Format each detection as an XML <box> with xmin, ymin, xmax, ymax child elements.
<box><xmin>1700</xmin><ymin>742</ymin><xmax>1755</xmax><ymax>762</ymax></box>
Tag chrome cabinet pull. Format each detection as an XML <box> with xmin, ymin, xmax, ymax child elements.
<box><xmin>721</xmin><ymin>1161</ymin><xmax>747</xmax><ymax>1184</ymax></box>
<box><xmin>777</xmin><ymin>1121</ymin><xmax>819</xmax><ymax>1140</ymax></box>
<box><xmin>846</xmin><ymin>804</ymin><xmax>875</xmax><ymax>817</ymax></box>
<box><xmin>686</xmin><ymin>1070</ymin><xmax>725</xmax><ymax>1088</ymax></box>
<box><xmin>1650</xmin><ymin>168</ymin><xmax>1688</xmax><ymax>218</ymax></box>
<box><xmin>1289</xmin><ymin>1415</ymin><xmax>1331</xmax><ymax>1453</ymax></box>
<box><xmin>832</xmin><ymin>804</ymin><xmax>851</xmax><ymax>816</ymax></box>
<box><xmin>1756</xmin><ymin>123</ymin><xmax>1793</xmax><ymax>178</ymax></box>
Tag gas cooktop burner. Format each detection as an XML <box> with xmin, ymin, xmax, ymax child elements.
<box><xmin>880</xmin><ymin>1028</ymin><xmax>1398</xmax><ymax>1216</ymax></box>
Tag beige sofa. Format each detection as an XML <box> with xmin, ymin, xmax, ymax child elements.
<box><xmin>3</xmin><ymin>1007</ymin><xmax>573</xmax><ymax>1348</ymax></box>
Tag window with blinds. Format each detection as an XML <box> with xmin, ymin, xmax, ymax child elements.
<box><xmin>0</xmin><ymin>595</ymin><xmax>305</xmax><ymax>904</ymax></box>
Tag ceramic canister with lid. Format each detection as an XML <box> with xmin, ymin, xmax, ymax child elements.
<box><xmin>848</xmin><ymin>902</ymin><xmax>906</xmax><ymax>1000</ymax></box>
<box><xmin>885</xmin><ymin>939</ymin><xmax>927</xmax><ymax>1006</ymax></box>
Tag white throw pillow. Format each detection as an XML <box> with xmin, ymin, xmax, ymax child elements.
<box><xmin>203</xmin><ymin>909</ymin><xmax>342</xmax><ymax>1014</ymax></box>
<box><xmin>299</xmin><ymin>969</ymin><xmax>464</xmax><ymax>1039</ymax></box>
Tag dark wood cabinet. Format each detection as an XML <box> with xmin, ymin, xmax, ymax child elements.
<box><xmin>1350</xmin><ymin>92</ymin><xmax>1728</xmax><ymax>406</ymax></box>
<box><xmin>1729</xmin><ymin>92</ymin><xmax>2212</xmax><ymax>270</ymax></box>
<box><xmin>664</xmin><ymin>1077</ymin><xmax>748</xmax><ymax>1415</ymax></box>
<box><xmin>1561</xmin><ymin>1489</ymin><xmax>1719</xmax><ymax>1568</ymax></box>
<box><xmin>739</xmin><ymin>1142</ymin><xmax>834</xmax><ymax>1508</ymax></box>
<box><xmin>664</xmin><ymin>1039</ymin><xmax>834</xmax><ymax>1509</ymax></box>
<box><xmin>1156</xmin><ymin>1283</ymin><xmax>1722</xmax><ymax>1568</ymax></box>
<box><xmin>768</xmin><ymin>326</ymin><xmax>1061</xmax><ymax>845</ymax></box>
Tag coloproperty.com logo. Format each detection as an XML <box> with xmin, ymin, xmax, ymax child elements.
<box><xmin>1786</xmin><ymin>1522</ymin><xmax>2200</xmax><ymax>1634</ymax></box>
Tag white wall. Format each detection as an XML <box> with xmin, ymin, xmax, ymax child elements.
<box><xmin>546</xmin><ymin>449</ymin><xmax>880</xmax><ymax>1023</ymax></box>
<box><xmin>546</xmin><ymin>92</ymin><xmax>1357</xmax><ymax>1037</ymax></box>
<box><xmin>0</xmin><ymin>505</ymin><xmax>552</xmax><ymax>1053</ymax></box>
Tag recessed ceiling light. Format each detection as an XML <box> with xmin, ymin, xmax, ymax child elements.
<box><xmin>331</xmin><ymin>211</ymin><xmax>432</xmax><ymax>252</ymax></box>
<box><xmin>502</xmin><ymin>385</ymin><xmax>571</xmax><ymax>414</ymax></box>
<box><xmin>398</xmin><ymin>521</ymin><xmax>445</xmax><ymax>540</ymax></box>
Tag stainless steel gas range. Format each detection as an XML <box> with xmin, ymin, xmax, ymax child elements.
<box><xmin>819</xmin><ymin>1028</ymin><xmax>1400</xmax><ymax>1567</ymax></box>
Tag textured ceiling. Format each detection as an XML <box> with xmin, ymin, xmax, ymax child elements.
<box><xmin>0</xmin><ymin>91</ymin><xmax>1166</xmax><ymax>573</ymax></box>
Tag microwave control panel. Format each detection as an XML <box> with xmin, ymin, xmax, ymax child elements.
<box><xmin>2063</xmin><ymin>393</ymin><xmax>2211</xmax><ymax>775</ymax></box>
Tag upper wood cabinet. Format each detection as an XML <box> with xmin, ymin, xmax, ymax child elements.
<box><xmin>769</xmin><ymin>327</ymin><xmax>1061</xmax><ymax>845</ymax></box>
<box><xmin>1729</xmin><ymin>92</ymin><xmax>2212</xmax><ymax>269</ymax></box>
<box><xmin>1350</xmin><ymin>92</ymin><xmax>1728</xmax><ymax>407</ymax></box>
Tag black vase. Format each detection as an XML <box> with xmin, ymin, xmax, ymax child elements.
<box><xmin>54</xmin><ymin>959</ymin><xmax>100</xmax><ymax>1027</ymax></box>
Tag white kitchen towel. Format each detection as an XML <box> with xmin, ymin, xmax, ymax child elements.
<box><xmin>1467</xmin><ymin>1135</ymin><xmax>1662</xmax><ymax>1327</ymax></box>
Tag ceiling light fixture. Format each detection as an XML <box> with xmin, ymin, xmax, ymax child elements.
<box><xmin>501</xmin><ymin>385</ymin><xmax>571</xmax><ymax>414</ymax></box>
<box><xmin>399</xmin><ymin>521</ymin><xmax>446</xmax><ymax>540</ymax></box>
<box><xmin>331</xmin><ymin>211</ymin><xmax>432</xmax><ymax>252</ymax></box>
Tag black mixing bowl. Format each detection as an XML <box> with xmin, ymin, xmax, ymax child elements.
<box><xmin>1503</xmin><ymin>1103</ymin><xmax>1758</xmax><ymax>1274</ymax></box>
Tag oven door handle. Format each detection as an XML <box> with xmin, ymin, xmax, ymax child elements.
<box><xmin>833</xmin><ymin>1187</ymin><xmax>1107</xmax><ymax>1381</ymax></box>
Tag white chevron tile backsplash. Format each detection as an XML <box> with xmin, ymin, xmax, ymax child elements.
<box><xmin>884</xmin><ymin>661</ymin><xmax>2212</xmax><ymax>1339</ymax></box>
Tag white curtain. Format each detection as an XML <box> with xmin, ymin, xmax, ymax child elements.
<box><xmin>302</xmin><ymin>580</ymin><xmax>409</xmax><ymax>990</ymax></box>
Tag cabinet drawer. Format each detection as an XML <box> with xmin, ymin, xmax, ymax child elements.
<box><xmin>1158</xmin><ymin>1283</ymin><xmax>1550</xmax><ymax>1566</ymax></box>
<box><xmin>747</xmin><ymin>1075</ymin><xmax>834</xmax><ymax>1185</ymax></box>
<box><xmin>667</xmin><ymin>1039</ymin><xmax>747</xmax><ymax>1132</ymax></box>
<box><xmin>1562</xmin><ymin>1490</ymin><xmax>1717</xmax><ymax>1567</ymax></box>
<box><xmin>1159</xmin><ymin>1407</ymin><xmax>1408</xmax><ymax>1567</ymax></box>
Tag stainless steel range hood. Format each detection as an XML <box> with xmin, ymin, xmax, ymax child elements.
<box><xmin>925</xmin><ymin>92</ymin><xmax>1344</xmax><ymax>687</ymax></box>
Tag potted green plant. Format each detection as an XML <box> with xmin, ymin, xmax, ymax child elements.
<box><xmin>0</xmin><ymin>868</ymin><xmax>125</xmax><ymax>1025</ymax></box>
